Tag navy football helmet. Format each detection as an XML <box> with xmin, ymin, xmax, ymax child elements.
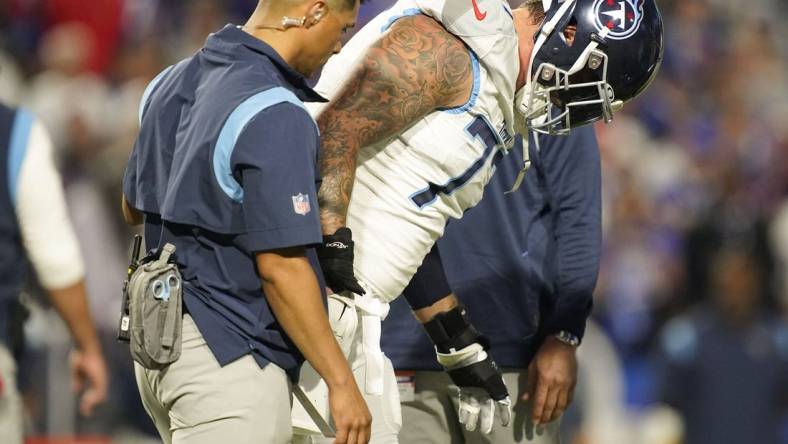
<box><xmin>519</xmin><ymin>0</ymin><xmax>664</xmax><ymax>134</ymax></box>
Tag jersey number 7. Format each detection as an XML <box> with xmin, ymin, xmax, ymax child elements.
<box><xmin>410</xmin><ymin>116</ymin><xmax>501</xmax><ymax>208</ymax></box>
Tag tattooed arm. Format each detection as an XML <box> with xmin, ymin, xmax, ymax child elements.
<box><xmin>316</xmin><ymin>14</ymin><xmax>474</xmax><ymax>234</ymax></box>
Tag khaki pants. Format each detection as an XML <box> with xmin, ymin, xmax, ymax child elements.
<box><xmin>0</xmin><ymin>344</ymin><xmax>22</xmax><ymax>444</ymax></box>
<box><xmin>135</xmin><ymin>314</ymin><xmax>293</xmax><ymax>444</ymax></box>
<box><xmin>399</xmin><ymin>371</ymin><xmax>560</xmax><ymax>444</ymax></box>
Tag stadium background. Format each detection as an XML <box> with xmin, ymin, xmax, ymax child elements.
<box><xmin>0</xmin><ymin>0</ymin><xmax>786</xmax><ymax>443</ymax></box>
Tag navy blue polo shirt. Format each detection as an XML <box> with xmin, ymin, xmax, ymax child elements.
<box><xmin>122</xmin><ymin>25</ymin><xmax>328</xmax><ymax>377</ymax></box>
<box><xmin>382</xmin><ymin>126</ymin><xmax>601</xmax><ymax>369</ymax></box>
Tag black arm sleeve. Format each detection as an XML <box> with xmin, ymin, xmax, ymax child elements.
<box><xmin>402</xmin><ymin>242</ymin><xmax>452</xmax><ymax>310</ymax></box>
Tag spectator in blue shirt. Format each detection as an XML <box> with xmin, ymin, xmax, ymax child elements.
<box><xmin>657</xmin><ymin>244</ymin><xmax>788</xmax><ymax>444</ymax></box>
<box><xmin>121</xmin><ymin>1</ymin><xmax>371</xmax><ymax>443</ymax></box>
<box><xmin>0</xmin><ymin>104</ymin><xmax>108</xmax><ymax>444</ymax></box>
<box><xmin>381</xmin><ymin>126</ymin><xmax>601</xmax><ymax>444</ymax></box>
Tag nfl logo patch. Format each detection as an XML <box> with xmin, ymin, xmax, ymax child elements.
<box><xmin>292</xmin><ymin>193</ymin><xmax>311</xmax><ymax>215</ymax></box>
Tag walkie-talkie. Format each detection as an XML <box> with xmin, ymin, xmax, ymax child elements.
<box><xmin>117</xmin><ymin>234</ymin><xmax>142</xmax><ymax>342</ymax></box>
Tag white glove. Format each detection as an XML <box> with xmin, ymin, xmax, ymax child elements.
<box><xmin>437</xmin><ymin>343</ymin><xmax>512</xmax><ymax>434</ymax></box>
<box><xmin>458</xmin><ymin>387</ymin><xmax>512</xmax><ymax>434</ymax></box>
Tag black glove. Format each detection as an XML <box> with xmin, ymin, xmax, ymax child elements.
<box><xmin>424</xmin><ymin>306</ymin><xmax>509</xmax><ymax>401</ymax></box>
<box><xmin>444</xmin><ymin>354</ymin><xmax>509</xmax><ymax>401</ymax></box>
<box><xmin>316</xmin><ymin>227</ymin><xmax>365</xmax><ymax>295</ymax></box>
<box><xmin>425</xmin><ymin>306</ymin><xmax>511</xmax><ymax>433</ymax></box>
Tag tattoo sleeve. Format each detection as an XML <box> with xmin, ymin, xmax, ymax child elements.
<box><xmin>316</xmin><ymin>15</ymin><xmax>474</xmax><ymax>234</ymax></box>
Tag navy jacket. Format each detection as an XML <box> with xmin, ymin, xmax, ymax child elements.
<box><xmin>0</xmin><ymin>105</ymin><xmax>33</xmax><ymax>345</ymax></box>
<box><xmin>382</xmin><ymin>127</ymin><xmax>601</xmax><ymax>369</ymax></box>
<box><xmin>122</xmin><ymin>25</ymin><xmax>328</xmax><ymax>377</ymax></box>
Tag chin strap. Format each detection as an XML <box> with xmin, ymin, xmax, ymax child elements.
<box><xmin>505</xmin><ymin>132</ymin><xmax>535</xmax><ymax>194</ymax></box>
<box><xmin>508</xmin><ymin>1</ymin><xmax>577</xmax><ymax>194</ymax></box>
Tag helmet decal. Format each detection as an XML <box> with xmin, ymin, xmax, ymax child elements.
<box><xmin>592</xmin><ymin>0</ymin><xmax>644</xmax><ymax>40</ymax></box>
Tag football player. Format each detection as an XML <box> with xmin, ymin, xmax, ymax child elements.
<box><xmin>383</xmin><ymin>126</ymin><xmax>601</xmax><ymax>444</ymax></box>
<box><xmin>297</xmin><ymin>0</ymin><xmax>663</xmax><ymax>442</ymax></box>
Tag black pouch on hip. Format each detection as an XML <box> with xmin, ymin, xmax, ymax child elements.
<box><xmin>128</xmin><ymin>243</ymin><xmax>183</xmax><ymax>369</ymax></box>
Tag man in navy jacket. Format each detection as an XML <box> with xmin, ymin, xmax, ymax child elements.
<box><xmin>381</xmin><ymin>126</ymin><xmax>601</xmax><ymax>443</ymax></box>
<box><xmin>122</xmin><ymin>1</ymin><xmax>371</xmax><ymax>442</ymax></box>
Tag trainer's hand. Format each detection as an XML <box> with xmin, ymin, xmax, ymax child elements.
<box><xmin>328</xmin><ymin>380</ymin><xmax>372</xmax><ymax>444</ymax></box>
<box><xmin>317</xmin><ymin>227</ymin><xmax>366</xmax><ymax>295</ymax></box>
<box><xmin>69</xmin><ymin>347</ymin><xmax>108</xmax><ymax>416</ymax></box>
<box><xmin>523</xmin><ymin>336</ymin><xmax>577</xmax><ymax>425</ymax></box>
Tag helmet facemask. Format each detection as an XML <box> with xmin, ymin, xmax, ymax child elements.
<box><xmin>527</xmin><ymin>42</ymin><xmax>623</xmax><ymax>135</ymax></box>
<box><xmin>514</xmin><ymin>0</ymin><xmax>577</xmax><ymax>135</ymax></box>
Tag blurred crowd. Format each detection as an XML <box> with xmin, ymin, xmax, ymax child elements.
<box><xmin>0</xmin><ymin>0</ymin><xmax>786</xmax><ymax>443</ymax></box>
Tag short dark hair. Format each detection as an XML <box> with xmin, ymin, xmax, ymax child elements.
<box><xmin>275</xmin><ymin>0</ymin><xmax>366</xmax><ymax>11</ymax></box>
<box><xmin>334</xmin><ymin>0</ymin><xmax>367</xmax><ymax>10</ymax></box>
<box><xmin>520</xmin><ymin>0</ymin><xmax>546</xmax><ymax>24</ymax></box>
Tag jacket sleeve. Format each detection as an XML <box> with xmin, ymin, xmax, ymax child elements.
<box><xmin>536</xmin><ymin>126</ymin><xmax>602</xmax><ymax>341</ymax></box>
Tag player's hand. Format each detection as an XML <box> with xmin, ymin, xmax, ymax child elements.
<box><xmin>523</xmin><ymin>336</ymin><xmax>578</xmax><ymax>425</ymax></box>
<box><xmin>317</xmin><ymin>227</ymin><xmax>366</xmax><ymax>295</ymax></box>
<box><xmin>458</xmin><ymin>386</ymin><xmax>511</xmax><ymax>434</ymax></box>
<box><xmin>438</xmin><ymin>343</ymin><xmax>511</xmax><ymax>434</ymax></box>
<box><xmin>69</xmin><ymin>347</ymin><xmax>108</xmax><ymax>416</ymax></box>
<box><xmin>327</xmin><ymin>380</ymin><xmax>372</xmax><ymax>444</ymax></box>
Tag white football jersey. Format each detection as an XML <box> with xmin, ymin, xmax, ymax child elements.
<box><xmin>312</xmin><ymin>0</ymin><xmax>521</xmax><ymax>302</ymax></box>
